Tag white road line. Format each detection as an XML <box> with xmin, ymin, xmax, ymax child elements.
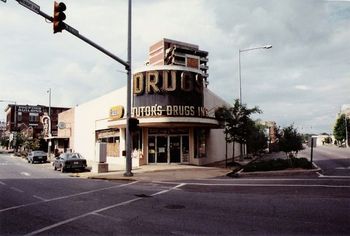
<box><xmin>10</xmin><ymin>187</ymin><xmax>24</xmax><ymax>193</ymax></box>
<box><xmin>24</xmin><ymin>183</ymin><xmax>183</xmax><ymax>236</ymax></box>
<box><xmin>0</xmin><ymin>181</ymin><xmax>139</xmax><ymax>213</ymax></box>
<box><xmin>316</xmin><ymin>172</ymin><xmax>325</xmax><ymax>177</ymax></box>
<box><xmin>153</xmin><ymin>181</ymin><xmax>350</xmax><ymax>188</ymax></box>
<box><xmin>151</xmin><ymin>183</ymin><xmax>185</xmax><ymax>196</ymax></box>
<box><xmin>197</xmin><ymin>178</ymin><xmax>340</xmax><ymax>181</ymax></box>
<box><xmin>318</xmin><ymin>175</ymin><xmax>350</xmax><ymax>179</ymax></box>
<box><xmin>32</xmin><ymin>195</ymin><xmax>48</xmax><ymax>201</ymax></box>
<box><xmin>20</xmin><ymin>172</ymin><xmax>31</xmax><ymax>177</ymax></box>
<box><xmin>0</xmin><ymin>181</ymin><xmax>6</xmax><ymax>185</ymax></box>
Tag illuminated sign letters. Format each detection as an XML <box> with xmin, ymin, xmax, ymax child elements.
<box><xmin>133</xmin><ymin>67</ymin><xmax>208</xmax><ymax>118</ymax></box>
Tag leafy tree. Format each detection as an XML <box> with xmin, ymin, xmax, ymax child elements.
<box><xmin>246</xmin><ymin>121</ymin><xmax>268</xmax><ymax>156</ymax></box>
<box><xmin>0</xmin><ymin>136</ymin><xmax>9</xmax><ymax>148</ymax></box>
<box><xmin>215</xmin><ymin>99</ymin><xmax>262</xmax><ymax>162</ymax></box>
<box><xmin>333</xmin><ymin>114</ymin><xmax>349</xmax><ymax>146</ymax></box>
<box><xmin>278</xmin><ymin>125</ymin><xmax>304</xmax><ymax>166</ymax></box>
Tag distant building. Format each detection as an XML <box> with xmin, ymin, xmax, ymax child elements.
<box><xmin>4</xmin><ymin>104</ymin><xmax>70</xmax><ymax>139</ymax></box>
<box><xmin>148</xmin><ymin>38</ymin><xmax>209</xmax><ymax>86</ymax></box>
<box><xmin>259</xmin><ymin>121</ymin><xmax>278</xmax><ymax>152</ymax></box>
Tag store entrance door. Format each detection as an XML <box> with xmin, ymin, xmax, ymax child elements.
<box><xmin>157</xmin><ymin>136</ymin><xmax>168</xmax><ymax>163</ymax></box>
<box><xmin>169</xmin><ymin>136</ymin><xmax>181</xmax><ymax>163</ymax></box>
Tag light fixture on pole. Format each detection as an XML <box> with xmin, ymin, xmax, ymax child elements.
<box><xmin>238</xmin><ymin>45</ymin><xmax>272</xmax><ymax>105</ymax></box>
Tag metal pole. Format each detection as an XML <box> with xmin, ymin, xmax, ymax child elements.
<box><xmin>345</xmin><ymin>115</ymin><xmax>349</xmax><ymax>148</ymax></box>
<box><xmin>47</xmin><ymin>88</ymin><xmax>52</xmax><ymax>160</ymax></box>
<box><xmin>310</xmin><ymin>137</ymin><xmax>314</xmax><ymax>168</ymax></box>
<box><xmin>238</xmin><ymin>50</ymin><xmax>242</xmax><ymax>105</ymax></box>
<box><xmin>124</xmin><ymin>0</ymin><xmax>133</xmax><ymax>177</ymax></box>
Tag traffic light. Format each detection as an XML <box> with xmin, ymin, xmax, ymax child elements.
<box><xmin>128</xmin><ymin>117</ymin><xmax>139</xmax><ymax>132</ymax></box>
<box><xmin>53</xmin><ymin>1</ymin><xmax>66</xmax><ymax>33</ymax></box>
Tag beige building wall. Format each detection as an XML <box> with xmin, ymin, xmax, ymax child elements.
<box><xmin>57</xmin><ymin>108</ymin><xmax>75</xmax><ymax>150</ymax></box>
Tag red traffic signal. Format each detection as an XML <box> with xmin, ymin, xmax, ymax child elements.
<box><xmin>53</xmin><ymin>1</ymin><xmax>66</xmax><ymax>33</ymax></box>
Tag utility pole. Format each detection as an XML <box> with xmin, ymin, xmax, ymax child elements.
<box><xmin>345</xmin><ymin>115</ymin><xmax>349</xmax><ymax>148</ymax></box>
<box><xmin>47</xmin><ymin>88</ymin><xmax>52</xmax><ymax>160</ymax></box>
<box><xmin>124</xmin><ymin>0</ymin><xmax>133</xmax><ymax>176</ymax></box>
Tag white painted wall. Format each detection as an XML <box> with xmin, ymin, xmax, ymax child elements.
<box><xmin>74</xmin><ymin>86</ymin><xmax>129</xmax><ymax>169</ymax></box>
<box><xmin>202</xmin><ymin>88</ymin><xmax>239</xmax><ymax>164</ymax></box>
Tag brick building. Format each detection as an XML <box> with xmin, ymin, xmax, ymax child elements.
<box><xmin>4</xmin><ymin>104</ymin><xmax>70</xmax><ymax>139</ymax></box>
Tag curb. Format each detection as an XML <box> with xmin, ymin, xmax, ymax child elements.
<box><xmin>236</xmin><ymin>163</ymin><xmax>322</xmax><ymax>177</ymax></box>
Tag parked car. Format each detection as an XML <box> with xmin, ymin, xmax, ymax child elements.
<box><xmin>53</xmin><ymin>152</ymin><xmax>87</xmax><ymax>172</ymax></box>
<box><xmin>27</xmin><ymin>151</ymin><xmax>47</xmax><ymax>164</ymax></box>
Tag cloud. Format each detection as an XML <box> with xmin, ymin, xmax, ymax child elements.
<box><xmin>0</xmin><ymin>0</ymin><xmax>349</xmax><ymax>134</ymax></box>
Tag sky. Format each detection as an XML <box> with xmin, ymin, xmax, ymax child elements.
<box><xmin>0</xmin><ymin>0</ymin><xmax>349</xmax><ymax>134</ymax></box>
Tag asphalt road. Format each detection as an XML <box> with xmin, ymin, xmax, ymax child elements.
<box><xmin>1</xmin><ymin>152</ymin><xmax>349</xmax><ymax>235</ymax></box>
<box><xmin>311</xmin><ymin>145</ymin><xmax>350</xmax><ymax>177</ymax></box>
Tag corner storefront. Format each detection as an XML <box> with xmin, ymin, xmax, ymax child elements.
<box><xmin>70</xmin><ymin>65</ymin><xmax>237</xmax><ymax>171</ymax></box>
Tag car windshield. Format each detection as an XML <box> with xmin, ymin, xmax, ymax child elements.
<box><xmin>33</xmin><ymin>151</ymin><xmax>45</xmax><ymax>155</ymax></box>
<box><xmin>60</xmin><ymin>153</ymin><xmax>81</xmax><ymax>159</ymax></box>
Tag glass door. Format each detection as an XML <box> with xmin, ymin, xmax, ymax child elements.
<box><xmin>169</xmin><ymin>136</ymin><xmax>181</xmax><ymax>163</ymax></box>
<box><xmin>181</xmin><ymin>136</ymin><xmax>189</xmax><ymax>163</ymax></box>
<box><xmin>148</xmin><ymin>136</ymin><xmax>156</xmax><ymax>163</ymax></box>
<box><xmin>156</xmin><ymin>136</ymin><xmax>168</xmax><ymax>163</ymax></box>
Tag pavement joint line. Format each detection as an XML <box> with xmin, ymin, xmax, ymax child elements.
<box><xmin>0</xmin><ymin>181</ymin><xmax>139</xmax><ymax>213</ymax></box>
<box><xmin>0</xmin><ymin>181</ymin><xmax>6</xmax><ymax>185</ymax></box>
<box><xmin>24</xmin><ymin>183</ymin><xmax>184</xmax><ymax>236</ymax></box>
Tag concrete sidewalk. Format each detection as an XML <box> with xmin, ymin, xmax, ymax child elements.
<box><xmin>74</xmin><ymin>165</ymin><xmax>232</xmax><ymax>182</ymax></box>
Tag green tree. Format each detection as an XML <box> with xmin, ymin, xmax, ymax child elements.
<box><xmin>278</xmin><ymin>125</ymin><xmax>304</xmax><ymax>166</ymax></box>
<box><xmin>215</xmin><ymin>99</ymin><xmax>262</xmax><ymax>162</ymax></box>
<box><xmin>246</xmin><ymin>121</ymin><xmax>268</xmax><ymax>156</ymax></box>
<box><xmin>0</xmin><ymin>136</ymin><xmax>9</xmax><ymax>148</ymax></box>
<box><xmin>333</xmin><ymin>114</ymin><xmax>349</xmax><ymax>146</ymax></box>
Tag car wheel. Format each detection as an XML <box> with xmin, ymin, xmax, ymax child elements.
<box><xmin>27</xmin><ymin>159</ymin><xmax>30</xmax><ymax>163</ymax></box>
<box><xmin>61</xmin><ymin>166</ymin><xmax>65</xmax><ymax>173</ymax></box>
<box><xmin>54</xmin><ymin>165</ymin><xmax>57</xmax><ymax>171</ymax></box>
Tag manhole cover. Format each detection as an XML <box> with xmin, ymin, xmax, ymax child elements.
<box><xmin>164</xmin><ymin>204</ymin><xmax>185</xmax><ymax>209</ymax></box>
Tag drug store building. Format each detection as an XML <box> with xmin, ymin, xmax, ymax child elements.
<box><xmin>70</xmin><ymin>39</ymin><xmax>237</xmax><ymax>171</ymax></box>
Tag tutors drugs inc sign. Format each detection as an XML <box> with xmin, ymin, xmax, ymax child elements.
<box><xmin>132</xmin><ymin>67</ymin><xmax>208</xmax><ymax>118</ymax></box>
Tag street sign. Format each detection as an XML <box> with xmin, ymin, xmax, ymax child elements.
<box><xmin>17</xmin><ymin>0</ymin><xmax>40</xmax><ymax>14</ymax></box>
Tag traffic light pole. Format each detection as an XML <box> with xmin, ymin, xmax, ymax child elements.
<box><xmin>10</xmin><ymin>0</ymin><xmax>133</xmax><ymax>176</ymax></box>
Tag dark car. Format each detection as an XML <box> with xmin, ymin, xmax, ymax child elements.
<box><xmin>27</xmin><ymin>151</ymin><xmax>47</xmax><ymax>164</ymax></box>
<box><xmin>53</xmin><ymin>152</ymin><xmax>87</xmax><ymax>172</ymax></box>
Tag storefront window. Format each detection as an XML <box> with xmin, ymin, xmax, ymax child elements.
<box><xmin>96</xmin><ymin>129</ymin><xmax>120</xmax><ymax>157</ymax></box>
<box><xmin>194</xmin><ymin>128</ymin><xmax>206</xmax><ymax>158</ymax></box>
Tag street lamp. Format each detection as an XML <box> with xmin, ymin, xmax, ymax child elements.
<box><xmin>238</xmin><ymin>45</ymin><xmax>272</xmax><ymax>105</ymax></box>
<box><xmin>237</xmin><ymin>45</ymin><xmax>272</xmax><ymax>159</ymax></box>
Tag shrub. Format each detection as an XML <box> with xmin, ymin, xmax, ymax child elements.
<box><xmin>243</xmin><ymin>157</ymin><xmax>311</xmax><ymax>172</ymax></box>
